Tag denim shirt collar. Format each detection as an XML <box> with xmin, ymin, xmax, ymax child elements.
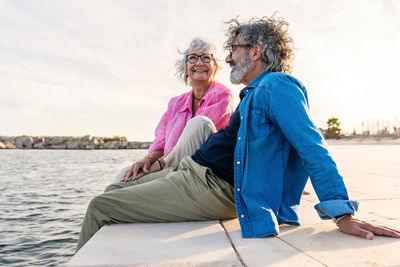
<box><xmin>239</xmin><ymin>71</ymin><xmax>271</xmax><ymax>100</ymax></box>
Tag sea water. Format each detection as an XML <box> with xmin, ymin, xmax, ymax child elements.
<box><xmin>0</xmin><ymin>149</ymin><xmax>147</xmax><ymax>266</ymax></box>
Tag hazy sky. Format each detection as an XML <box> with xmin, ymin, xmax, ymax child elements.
<box><xmin>1</xmin><ymin>0</ymin><xmax>399</xmax><ymax>141</ymax></box>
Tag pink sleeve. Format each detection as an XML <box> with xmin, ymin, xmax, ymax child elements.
<box><xmin>198</xmin><ymin>89</ymin><xmax>235</xmax><ymax>130</ymax></box>
<box><xmin>148</xmin><ymin>107</ymin><xmax>169</xmax><ymax>154</ymax></box>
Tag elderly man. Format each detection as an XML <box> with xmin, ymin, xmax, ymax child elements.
<box><xmin>76</xmin><ymin>16</ymin><xmax>400</xmax><ymax>251</ymax></box>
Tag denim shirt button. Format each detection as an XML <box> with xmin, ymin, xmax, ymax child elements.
<box><xmin>240</xmin><ymin>214</ymin><xmax>245</xmax><ymax>218</ymax></box>
<box><xmin>237</xmin><ymin>188</ymin><xmax>240</xmax><ymax>192</ymax></box>
<box><xmin>236</xmin><ymin>161</ymin><xmax>240</xmax><ymax>165</ymax></box>
<box><xmin>240</xmin><ymin>116</ymin><xmax>243</xmax><ymax>119</ymax></box>
<box><xmin>238</xmin><ymin>137</ymin><xmax>241</xmax><ymax>140</ymax></box>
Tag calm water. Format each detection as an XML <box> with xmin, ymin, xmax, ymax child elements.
<box><xmin>0</xmin><ymin>149</ymin><xmax>147</xmax><ymax>267</ymax></box>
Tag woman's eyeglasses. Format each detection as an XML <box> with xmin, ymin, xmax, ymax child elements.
<box><xmin>186</xmin><ymin>53</ymin><xmax>213</xmax><ymax>64</ymax></box>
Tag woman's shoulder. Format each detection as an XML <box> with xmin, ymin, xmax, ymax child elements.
<box><xmin>166</xmin><ymin>90</ymin><xmax>192</xmax><ymax>110</ymax></box>
<box><xmin>211</xmin><ymin>81</ymin><xmax>231</xmax><ymax>92</ymax></box>
<box><xmin>208</xmin><ymin>81</ymin><xmax>234</xmax><ymax>97</ymax></box>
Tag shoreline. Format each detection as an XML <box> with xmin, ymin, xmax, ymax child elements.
<box><xmin>1</xmin><ymin>135</ymin><xmax>400</xmax><ymax>150</ymax></box>
<box><xmin>0</xmin><ymin>135</ymin><xmax>152</xmax><ymax>150</ymax></box>
<box><xmin>326</xmin><ymin>136</ymin><xmax>400</xmax><ymax>145</ymax></box>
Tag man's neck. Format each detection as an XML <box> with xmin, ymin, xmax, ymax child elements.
<box><xmin>242</xmin><ymin>61</ymin><xmax>265</xmax><ymax>86</ymax></box>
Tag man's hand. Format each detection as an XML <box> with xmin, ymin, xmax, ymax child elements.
<box><xmin>337</xmin><ymin>215</ymin><xmax>400</xmax><ymax>239</ymax></box>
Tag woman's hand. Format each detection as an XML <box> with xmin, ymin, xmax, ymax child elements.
<box><xmin>123</xmin><ymin>169</ymin><xmax>146</xmax><ymax>182</ymax></box>
<box><xmin>120</xmin><ymin>150</ymin><xmax>165</xmax><ymax>182</ymax></box>
<box><xmin>121</xmin><ymin>156</ymin><xmax>153</xmax><ymax>182</ymax></box>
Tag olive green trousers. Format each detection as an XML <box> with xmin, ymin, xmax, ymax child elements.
<box><xmin>76</xmin><ymin>157</ymin><xmax>236</xmax><ymax>251</ymax></box>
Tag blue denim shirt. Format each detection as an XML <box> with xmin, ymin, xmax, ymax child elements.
<box><xmin>234</xmin><ymin>71</ymin><xmax>359</xmax><ymax>238</ymax></box>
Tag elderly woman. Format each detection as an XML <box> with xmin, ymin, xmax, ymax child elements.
<box><xmin>120</xmin><ymin>38</ymin><xmax>234</xmax><ymax>181</ymax></box>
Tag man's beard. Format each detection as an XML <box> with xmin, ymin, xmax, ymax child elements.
<box><xmin>230</xmin><ymin>53</ymin><xmax>251</xmax><ymax>85</ymax></box>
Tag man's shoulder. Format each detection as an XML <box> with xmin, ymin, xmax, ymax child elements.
<box><xmin>257</xmin><ymin>72</ymin><xmax>305</xmax><ymax>92</ymax></box>
<box><xmin>258</xmin><ymin>72</ymin><xmax>300</xmax><ymax>84</ymax></box>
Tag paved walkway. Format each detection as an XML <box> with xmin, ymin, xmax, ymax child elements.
<box><xmin>68</xmin><ymin>145</ymin><xmax>400</xmax><ymax>266</ymax></box>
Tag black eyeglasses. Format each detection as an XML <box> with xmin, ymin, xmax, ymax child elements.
<box><xmin>186</xmin><ymin>53</ymin><xmax>214</xmax><ymax>64</ymax></box>
<box><xmin>229</xmin><ymin>43</ymin><xmax>253</xmax><ymax>57</ymax></box>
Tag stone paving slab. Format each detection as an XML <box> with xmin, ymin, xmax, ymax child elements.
<box><xmin>356</xmin><ymin>199</ymin><xmax>400</xmax><ymax>220</ymax></box>
<box><xmin>327</xmin><ymin>145</ymin><xmax>400</xmax><ymax>201</ymax></box>
<box><xmin>279</xmin><ymin>222</ymin><xmax>400</xmax><ymax>267</ymax></box>
<box><xmin>302</xmin><ymin>173</ymin><xmax>400</xmax><ymax>201</ymax></box>
<box><xmin>301</xmin><ymin>183</ymin><xmax>400</xmax><ymax>221</ymax></box>
<box><xmin>67</xmin><ymin>221</ymin><xmax>241</xmax><ymax>267</ymax></box>
<box><xmin>377</xmin><ymin>219</ymin><xmax>400</xmax><ymax>231</ymax></box>
<box><xmin>342</xmin><ymin>173</ymin><xmax>400</xmax><ymax>200</ymax></box>
<box><xmin>288</xmin><ymin>201</ymin><xmax>400</xmax><ymax>266</ymax></box>
<box><xmin>221</xmin><ymin>219</ymin><xmax>323</xmax><ymax>267</ymax></box>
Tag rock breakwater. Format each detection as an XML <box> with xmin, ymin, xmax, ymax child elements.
<box><xmin>0</xmin><ymin>135</ymin><xmax>152</xmax><ymax>150</ymax></box>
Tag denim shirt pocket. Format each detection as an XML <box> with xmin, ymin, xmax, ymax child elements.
<box><xmin>248</xmin><ymin>108</ymin><xmax>271</xmax><ymax>138</ymax></box>
<box><xmin>249</xmin><ymin>108</ymin><xmax>269</xmax><ymax>124</ymax></box>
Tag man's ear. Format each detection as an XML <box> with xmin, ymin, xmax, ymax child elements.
<box><xmin>250</xmin><ymin>44</ymin><xmax>263</xmax><ymax>61</ymax></box>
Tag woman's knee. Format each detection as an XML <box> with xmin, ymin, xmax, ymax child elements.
<box><xmin>187</xmin><ymin>116</ymin><xmax>216</xmax><ymax>133</ymax></box>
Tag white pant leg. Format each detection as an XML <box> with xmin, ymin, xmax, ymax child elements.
<box><xmin>163</xmin><ymin>116</ymin><xmax>217</xmax><ymax>168</ymax></box>
<box><xmin>114</xmin><ymin>166</ymin><xmax>131</xmax><ymax>183</ymax></box>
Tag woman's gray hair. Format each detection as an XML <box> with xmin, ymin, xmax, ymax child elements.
<box><xmin>224</xmin><ymin>15</ymin><xmax>294</xmax><ymax>74</ymax></box>
<box><xmin>175</xmin><ymin>38</ymin><xmax>221</xmax><ymax>85</ymax></box>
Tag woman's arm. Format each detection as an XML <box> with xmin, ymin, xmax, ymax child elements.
<box><xmin>121</xmin><ymin>99</ymin><xmax>175</xmax><ymax>182</ymax></box>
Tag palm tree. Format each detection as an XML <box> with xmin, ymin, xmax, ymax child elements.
<box><xmin>325</xmin><ymin>117</ymin><xmax>341</xmax><ymax>139</ymax></box>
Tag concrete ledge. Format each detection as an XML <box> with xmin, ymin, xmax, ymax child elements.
<box><xmin>68</xmin><ymin>146</ymin><xmax>400</xmax><ymax>266</ymax></box>
<box><xmin>68</xmin><ymin>221</ymin><xmax>241</xmax><ymax>267</ymax></box>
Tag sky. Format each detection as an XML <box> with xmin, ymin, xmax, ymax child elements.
<box><xmin>1</xmin><ymin>0</ymin><xmax>399</xmax><ymax>141</ymax></box>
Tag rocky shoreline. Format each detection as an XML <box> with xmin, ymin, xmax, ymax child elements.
<box><xmin>0</xmin><ymin>135</ymin><xmax>152</xmax><ymax>150</ymax></box>
<box><xmin>2</xmin><ymin>135</ymin><xmax>399</xmax><ymax>150</ymax></box>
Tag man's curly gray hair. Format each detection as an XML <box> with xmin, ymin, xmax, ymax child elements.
<box><xmin>175</xmin><ymin>38</ymin><xmax>221</xmax><ymax>85</ymax></box>
<box><xmin>224</xmin><ymin>15</ymin><xmax>294</xmax><ymax>74</ymax></box>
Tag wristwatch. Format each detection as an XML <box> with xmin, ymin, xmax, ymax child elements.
<box><xmin>332</xmin><ymin>214</ymin><xmax>351</xmax><ymax>225</ymax></box>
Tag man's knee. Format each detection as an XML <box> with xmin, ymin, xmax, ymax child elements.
<box><xmin>104</xmin><ymin>183</ymin><xmax>119</xmax><ymax>192</ymax></box>
<box><xmin>88</xmin><ymin>194</ymin><xmax>102</xmax><ymax>211</ymax></box>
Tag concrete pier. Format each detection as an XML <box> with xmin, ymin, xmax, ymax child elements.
<box><xmin>68</xmin><ymin>145</ymin><xmax>400</xmax><ymax>266</ymax></box>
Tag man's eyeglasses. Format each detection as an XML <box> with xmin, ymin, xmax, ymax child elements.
<box><xmin>186</xmin><ymin>53</ymin><xmax>213</xmax><ymax>64</ymax></box>
<box><xmin>229</xmin><ymin>44</ymin><xmax>253</xmax><ymax>57</ymax></box>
